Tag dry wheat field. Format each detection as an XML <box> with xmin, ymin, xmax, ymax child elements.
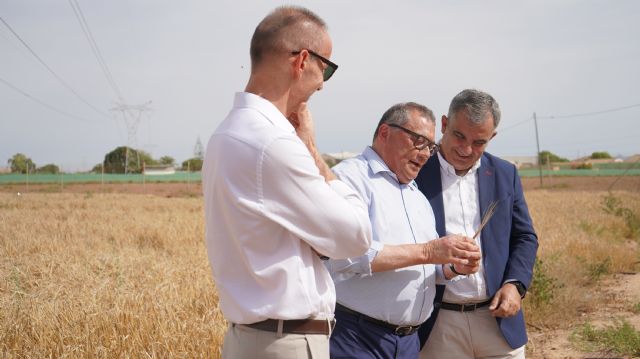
<box><xmin>1</xmin><ymin>181</ymin><xmax>639</xmax><ymax>358</ymax></box>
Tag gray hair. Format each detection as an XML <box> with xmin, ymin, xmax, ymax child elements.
<box><xmin>373</xmin><ymin>102</ymin><xmax>435</xmax><ymax>142</ymax></box>
<box><xmin>249</xmin><ymin>6</ymin><xmax>327</xmax><ymax>67</ymax></box>
<box><xmin>448</xmin><ymin>89</ymin><xmax>501</xmax><ymax>128</ymax></box>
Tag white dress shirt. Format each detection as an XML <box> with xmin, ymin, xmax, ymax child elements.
<box><xmin>327</xmin><ymin>147</ymin><xmax>439</xmax><ymax>326</ymax></box>
<box><xmin>437</xmin><ymin>152</ymin><xmax>490</xmax><ymax>303</ymax></box>
<box><xmin>202</xmin><ymin>92</ymin><xmax>372</xmax><ymax>324</ymax></box>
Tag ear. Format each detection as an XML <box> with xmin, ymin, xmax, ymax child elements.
<box><xmin>441</xmin><ymin>115</ymin><xmax>448</xmax><ymax>134</ymax></box>
<box><xmin>291</xmin><ymin>51</ymin><xmax>309</xmax><ymax>80</ymax></box>
<box><xmin>380</xmin><ymin>123</ymin><xmax>391</xmax><ymax>138</ymax></box>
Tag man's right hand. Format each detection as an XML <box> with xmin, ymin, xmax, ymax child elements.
<box><xmin>422</xmin><ymin>235</ymin><xmax>481</xmax><ymax>266</ymax></box>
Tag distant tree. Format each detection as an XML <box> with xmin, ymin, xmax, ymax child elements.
<box><xmin>37</xmin><ymin>164</ymin><xmax>60</xmax><ymax>174</ymax></box>
<box><xmin>591</xmin><ymin>151</ymin><xmax>612</xmax><ymax>159</ymax></box>
<box><xmin>138</xmin><ymin>150</ymin><xmax>157</xmax><ymax>167</ymax></box>
<box><xmin>91</xmin><ymin>163</ymin><xmax>103</xmax><ymax>173</ymax></box>
<box><xmin>8</xmin><ymin>153</ymin><xmax>36</xmax><ymax>174</ymax></box>
<box><xmin>538</xmin><ymin>150</ymin><xmax>569</xmax><ymax>165</ymax></box>
<box><xmin>102</xmin><ymin>146</ymin><xmax>157</xmax><ymax>174</ymax></box>
<box><xmin>182</xmin><ymin>157</ymin><xmax>203</xmax><ymax>171</ymax></box>
<box><xmin>159</xmin><ymin>156</ymin><xmax>175</xmax><ymax>166</ymax></box>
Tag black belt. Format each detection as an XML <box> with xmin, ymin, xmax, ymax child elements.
<box><xmin>241</xmin><ymin>318</ymin><xmax>335</xmax><ymax>335</ymax></box>
<box><xmin>335</xmin><ymin>303</ymin><xmax>420</xmax><ymax>337</ymax></box>
<box><xmin>440</xmin><ymin>299</ymin><xmax>493</xmax><ymax>312</ymax></box>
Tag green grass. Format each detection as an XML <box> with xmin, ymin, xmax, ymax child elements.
<box><xmin>528</xmin><ymin>259</ymin><xmax>559</xmax><ymax>308</ymax></box>
<box><xmin>572</xmin><ymin>320</ymin><xmax>640</xmax><ymax>357</ymax></box>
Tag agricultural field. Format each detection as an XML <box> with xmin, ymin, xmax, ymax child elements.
<box><xmin>1</xmin><ymin>176</ymin><xmax>639</xmax><ymax>358</ymax></box>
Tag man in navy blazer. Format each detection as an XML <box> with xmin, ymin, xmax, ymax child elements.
<box><xmin>416</xmin><ymin>89</ymin><xmax>538</xmax><ymax>358</ymax></box>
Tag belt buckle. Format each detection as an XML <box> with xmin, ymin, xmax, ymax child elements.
<box><xmin>394</xmin><ymin>325</ymin><xmax>415</xmax><ymax>336</ymax></box>
<box><xmin>461</xmin><ymin>303</ymin><xmax>470</xmax><ymax>312</ymax></box>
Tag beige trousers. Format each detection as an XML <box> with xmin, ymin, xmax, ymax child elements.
<box><xmin>222</xmin><ymin>323</ymin><xmax>330</xmax><ymax>359</ymax></box>
<box><xmin>420</xmin><ymin>307</ymin><xmax>525</xmax><ymax>359</ymax></box>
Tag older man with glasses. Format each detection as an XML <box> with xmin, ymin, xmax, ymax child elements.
<box><xmin>326</xmin><ymin>102</ymin><xmax>482</xmax><ymax>358</ymax></box>
<box><xmin>202</xmin><ymin>6</ymin><xmax>373</xmax><ymax>359</ymax></box>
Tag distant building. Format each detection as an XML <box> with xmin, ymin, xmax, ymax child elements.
<box><xmin>502</xmin><ymin>156</ymin><xmax>537</xmax><ymax>169</ymax></box>
<box><xmin>0</xmin><ymin>167</ymin><xmax>11</xmax><ymax>174</ymax></box>
<box><xmin>143</xmin><ymin>165</ymin><xmax>176</xmax><ymax>175</ymax></box>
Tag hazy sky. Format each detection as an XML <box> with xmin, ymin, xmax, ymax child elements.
<box><xmin>1</xmin><ymin>1</ymin><xmax>639</xmax><ymax>171</ymax></box>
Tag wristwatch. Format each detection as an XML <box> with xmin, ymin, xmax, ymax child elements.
<box><xmin>448</xmin><ymin>263</ymin><xmax>465</xmax><ymax>276</ymax></box>
<box><xmin>510</xmin><ymin>281</ymin><xmax>527</xmax><ymax>298</ymax></box>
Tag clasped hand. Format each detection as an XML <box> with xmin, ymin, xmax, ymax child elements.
<box><xmin>424</xmin><ymin>234</ymin><xmax>481</xmax><ymax>274</ymax></box>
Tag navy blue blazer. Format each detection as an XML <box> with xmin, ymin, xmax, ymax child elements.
<box><xmin>415</xmin><ymin>152</ymin><xmax>538</xmax><ymax>349</ymax></box>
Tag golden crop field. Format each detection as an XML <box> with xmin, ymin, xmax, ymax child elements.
<box><xmin>1</xmin><ymin>184</ymin><xmax>639</xmax><ymax>357</ymax></box>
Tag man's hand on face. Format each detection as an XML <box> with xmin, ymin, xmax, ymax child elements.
<box><xmin>288</xmin><ymin>102</ymin><xmax>315</xmax><ymax>144</ymax></box>
<box><xmin>423</xmin><ymin>234</ymin><xmax>481</xmax><ymax>265</ymax></box>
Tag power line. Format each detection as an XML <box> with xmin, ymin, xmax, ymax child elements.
<box><xmin>500</xmin><ymin>101</ymin><xmax>640</xmax><ymax>133</ymax></box>
<box><xmin>0</xmin><ymin>76</ymin><xmax>93</xmax><ymax>122</ymax></box>
<box><xmin>68</xmin><ymin>0</ymin><xmax>125</xmax><ymax>102</ymax></box>
<box><xmin>537</xmin><ymin>103</ymin><xmax>640</xmax><ymax>120</ymax></box>
<box><xmin>500</xmin><ymin>117</ymin><xmax>533</xmax><ymax>132</ymax></box>
<box><xmin>0</xmin><ymin>15</ymin><xmax>111</xmax><ymax>119</ymax></box>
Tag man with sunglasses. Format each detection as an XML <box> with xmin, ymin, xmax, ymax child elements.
<box><xmin>416</xmin><ymin>89</ymin><xmax>538</xmax><ymax>358</ymax></box>
<box><xmin>202</xmin><ymin>6</ymin><xmax>372</xmax><ymax>358</ymax></box>
<box><xmin>326</xmin><ymin>102</ymin><xmax>482</xmax><ymax>358</ymax></box>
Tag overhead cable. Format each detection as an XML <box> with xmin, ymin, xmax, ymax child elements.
<box><xmin>537</xmin><ymin>103</ymin><xmax>640</xmax><ymax>120</ymax></box>
<box><xmin>0</xmin><ymin>76</ymin><xmax>94</xmax><ymax>122</ymax></box>
<box><xmin>0</xmin><ymin>15</ymin><xmax>111</xmax><ymax>118</ymax></box>
<box><xmin>68</xmin><ymin>0</ymin><xmax>125</xmax><ymax>102</ymax></box>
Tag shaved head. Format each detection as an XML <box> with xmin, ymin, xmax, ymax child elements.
<box><xmin>249</xmin><ymin>6</ymin><xmax>328</xmax><ymax>68</ymax></box>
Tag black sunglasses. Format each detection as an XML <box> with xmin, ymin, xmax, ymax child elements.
<box><xmin>388</xmin><ymin>123</ymin><xmax>439</xmax><ymax>155</ymax></box>
<box><xmin>291</xmin><ymin>49</ymin><xmax>338</xmax><ymax>81</ymax></box>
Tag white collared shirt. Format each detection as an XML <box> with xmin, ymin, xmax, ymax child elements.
<box><xmin>327</xmin><ymin>147</ymin><xmax>439</xmax><ymax>326</ymax></box>
<box><xmin>438</xmin><ymin>152</ymin><xmax>490</xmax><ymax>303</ymax></box>
<box><xmin>202</xmin><ymin>92</ymin><xmax>372</xmax><ymax>324</ymax></box>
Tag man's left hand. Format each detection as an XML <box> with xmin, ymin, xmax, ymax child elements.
<box><xmin>488</xmin><ymin>283</ymin><xmax>521</xmax><ymax>318</ymax></box>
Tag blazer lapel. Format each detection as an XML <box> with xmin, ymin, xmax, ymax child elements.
<box><xmin>420</xmin><ymin>156</ymin><xmax>446</xmax><ymax>237</ymax></box>
<box><xmin>478</xmin><ymin>154</ymin><xmax>497</xmax><ymax>292</ymax></box>
<box><xmin>478</xmin><ymin>155</ymin><xmax>496</xmax><ymax>224</ymax></box>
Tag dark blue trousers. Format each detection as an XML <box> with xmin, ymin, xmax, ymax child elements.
<box><xmin>330</xmin><ymin>308</ymin><xmax>420</xmax><ymax>359</ymax></box>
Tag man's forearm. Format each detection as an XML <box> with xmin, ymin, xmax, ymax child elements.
<box><xmin>370</xmin><ymin>244</ymin><xmax>426</xmax><ymax>273</ymax></box>
<box><xmin>303</xmin><ymin>137</ymin><xmax>336</xmax><ymax>182</ymax></box>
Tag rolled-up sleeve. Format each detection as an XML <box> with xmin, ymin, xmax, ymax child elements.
<box><xmin>326</xmin><ymin>241</ymin><xmax>384</xmax><ymax>280</ymax></box>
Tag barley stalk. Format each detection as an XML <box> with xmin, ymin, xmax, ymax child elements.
<box><xmin>472</xmin><ymin>200</ymin><xmax>499</xmax><ymax>239</ymax></box>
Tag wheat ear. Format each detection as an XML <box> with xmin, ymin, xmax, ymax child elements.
<box><xmin>472</xmin><ymin>200</ymin><xmax>499</xmax><ymax>239</ymax></box>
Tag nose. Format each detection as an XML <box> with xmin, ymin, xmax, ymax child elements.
<box><xmin>458</xmin><ymin>143</ymin><xmax>472</xmax><ymax>156</ymax></box>
<box><xmin>416</xmin><ymin>148</ymin><xmax>430</xmax><ymax>163</ymax></box>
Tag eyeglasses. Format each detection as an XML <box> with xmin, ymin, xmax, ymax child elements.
<box><xmin>388</xmin><ymin>123</ymin><xmax>439</xmax><ymax>155</ymax></box>
<box><xmin>291</xmin><ymin>49</ymin><xmax>338</xmax><ymax>81</ymax></box>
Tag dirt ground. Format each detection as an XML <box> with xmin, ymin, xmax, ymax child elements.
<box><xmin>0</xmin><ymin>181</ymin><xmax>203</xmax><ymax>197</ymax></box>
<box><xmin>528</xmin><ymin>273</ymin><xmax>640</xmax><ymax>359</ymax></box>
<box><xmin>1</xmin><ymin>175</ymin><xmax>638</xmax><ymax>197</ymax></box>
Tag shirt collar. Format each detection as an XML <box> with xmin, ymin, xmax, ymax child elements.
<box><xmin>233</xmin><ymin>92</ymin><xmax>295</xmax><ymax>134</ymax></box>
<box><xmin>362</xmin><ymin>146</ymin><xmax>418</xmax><ymax>189</ymax></box>
<box><xmin>437</xmin><ymin>151</ymin><xmax>482</xmax><ymax>178</ymax></box>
